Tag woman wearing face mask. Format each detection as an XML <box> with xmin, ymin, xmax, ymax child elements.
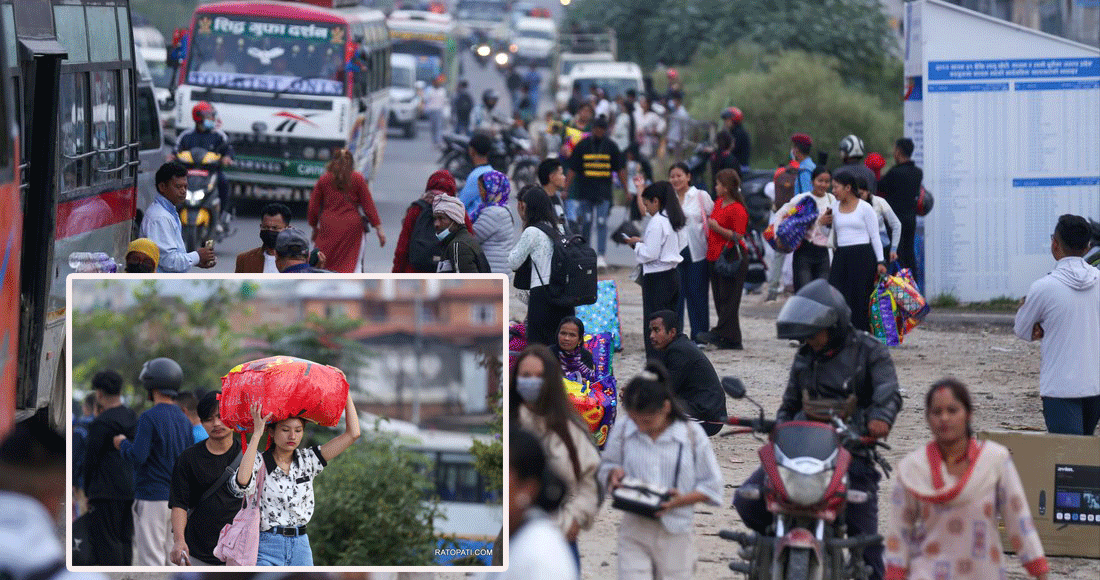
<box><xmin>511</xmin><ymin>345</ymin><xmax>601</xmax><ymax>569</ymax></box>
<box><xmin>549</xmin><ymin>316</ymin><xmax>598</xmax><ymax>383</ymax></box>
<box><xmin>886</xmin><ymin>379</ymin><xmax>1049</xmax><ymax>580</ymax></box>
<box><xmin>668</xmin><ymin>162</ymin><xmax>713</xmax><ymax>344</ymax></box>
<box><xmin>599</xmin><ymin>362</ymin><xmax>723</xmax><ymax>580</ymax></box>
<box><xmin>775</xmin><ymin>165</ymin><xmax>835</xmax><ymax>292</ymax></box>
<box><xmin>510</xmin><ymin>188</ymin><xmax>573</xmax><ymax>347</ymax></box>
<box><xmin>124</xmin><ymin>238</ymin><xmax>160</xmax><ymax>273</ymax></box>
<box><xmin>230</xmin><ymin>395</ymin><xmax>360</xmax><ymax>566</ymax></box>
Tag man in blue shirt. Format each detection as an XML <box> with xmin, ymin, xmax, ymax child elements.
<box><xmin>790</xmin><ymin>133</ymin><xmax>816</xmax><ymax>194</ymax></box>
<box><xmin>458</xmin><ymin>133</ymin><xmax>495</xmax><ymax>217</ymax></box>
<box><xmin>113</xmin><ymin>357</ymin><xmax>193</xmax><ymax>566</ymax></box>
<box><xmin>140</xmin><ymin>163</ymin><xmax>217</xmax><ymax>272</ymax></box>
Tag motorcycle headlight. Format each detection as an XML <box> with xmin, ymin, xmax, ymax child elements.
<box><xmin>303</xmin><ymin>146</ymin><xmax>317</xmax><ymax>159</ymax></box>
<box><xmin>777</xmin><ymin>464</ymin><xmax>834</xmax><ymax>506</ymax></box>
<box><xmin>494</xmin><ymin>52</ymin><xmax>509</xmax><ymax>66</ymax></box>
<box><xmin>476</xmin><ymin>45</ymin><xmax>491</xmax><ymax>57</ymax></box>
<box><xmin>187</xmin><ymin>189</ymin><xmax>206</xmax><ymax>204</ymax></box>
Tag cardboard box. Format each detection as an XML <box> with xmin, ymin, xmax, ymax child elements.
<box><xmin>978</xmin><ymin>430</ymin><xmax>1100</xmax><ymax>558</ymax></box>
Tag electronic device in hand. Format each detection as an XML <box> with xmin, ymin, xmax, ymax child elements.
<box><xmin>611</xmin><ymin>476</ymin><xmax>672</xmax><ymax>518</ymax></box>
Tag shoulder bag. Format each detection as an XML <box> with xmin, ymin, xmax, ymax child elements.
<box><xmin>712</xmin><ymin>201</ymin><xmax>742</xmax><ymax>278</ymax></box>
<box><xmin>188</xmin><ymin>451</ymin><xmax>243</xmax><ymax>518</ymax></box>
<box><xmin>214</xmin><ymin>459</ymin><xmax>264</xmax><ymax>566</ymax></box>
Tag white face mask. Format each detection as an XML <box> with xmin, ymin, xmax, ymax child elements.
<box><xmin>516</xmin><ymin>376</ymin><xmax>542</xmax><ymax>403</ymax></box>
<box><xmin>435</xmin><ymin>228</ymin><xmax>451</xmax><ymax>241</ymax></box>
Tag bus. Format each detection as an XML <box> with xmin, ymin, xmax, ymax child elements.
<box><xmin>174</xmin><ymin>0</ymin><xmax>392</xmax><ymax>201</ymax></box>
<box><xmin>0</xmin><ymin>0</ymin><xmax>140</xmax><ymax>433</ymax></box>
<box><xmin>454</xmin><ymin>0</ymin><xmax>509</xmax><ymax>45</ymax></box>
<box><xmin>387</xmin><ymin>9</ymin><xmax>458</xmax><ymax>91</ymax></box>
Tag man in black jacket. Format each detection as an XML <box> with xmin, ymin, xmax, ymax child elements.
<box><xmin>733</xmin><ymin>280</ymin><xmax>901</xmax><ymax>580</ymax></box>
<box><xmin>877</xmin><ymin>138</ymin><xmax>923</xmax><ymax>271</ymax></box>
<box><xmin>82</xmin><ymin>370</ymin><xmax>138</xmax><ymax>565</ymax></box>
<box><xmin>647</xmin><ymin>310</ymin><xmax>727</xmax><ymax>436</ymax></box>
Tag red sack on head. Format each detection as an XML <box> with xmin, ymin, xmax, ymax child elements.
<box><xmin>219</xmin><ymin>356</ymin><xmax>350</xmax><ymax>433</ymax></box>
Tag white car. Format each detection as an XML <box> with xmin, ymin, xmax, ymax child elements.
<box><xmin>558</xmin><ymin>61</ymin><xmax>642</xmax><ymax>111</ymax></box>
<box><xmin>554</xmin><ymin>51</ymin><xmax>614</xmax><ymax>109</ymax></box>
<box><xmin>389</xmin><ymin>53</ymin><xmax>422</xmax><ymax>139</ymax></box>
<box><xmin>511</xmin><ymin>16</ymin><xmax>555</xmax><ymax>67</ymax></box>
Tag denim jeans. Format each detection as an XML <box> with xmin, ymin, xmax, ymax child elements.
<box><xmin>1042</xmin><ymin>395</ymin><xmax>1100</xmax><ymax>435</ymax></box>
<box><xmin>257</xmin><ymin>531</ymin><xmax>314</xmax><ymax>566</ymax></box>
<box><xmin>575</xmin><ymin>198</ymin><xmax>611</xmax><ymax>255</ymax></box>
<box><xmin>676</xmin><ymin>250</ymin><xmax>710</xmax><ymax>341</ymax></box>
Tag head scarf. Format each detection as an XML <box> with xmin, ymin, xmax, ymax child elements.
<box><xmin>480</xmin><ymin>170</ymin><xmax>510</xmax><ymax>208</ymax></box>
<box><xmin>126</xmin><ymin>238</ymin><xmax>160</xmax><ymax>270</ymax></box>
<box><xmin>425</xmin><ymin>169</ymin><xmax>456</xmax><ymax>197</ymax></box>
<box><xmin>432</xmin><ymin>194</ymin><xmax>466</xmax><ymax>226</ymax></box>
<box><xmin>557</xmin><ymin>347</ymin><xmax>598</xmax><ymax>384</ymax></box>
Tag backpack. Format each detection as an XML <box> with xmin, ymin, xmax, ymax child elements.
<box><xmin>532</xmin><ymin>222</ymin><xmax>598</xmax><ymax>307</ymax></box>
<box><xmin>407</xmin><ymin>199</ymin><xmax>440</xmax><ymax>272</ymax></box>
<box><xmin>773</xmin><ymin>166</ymin><xmax>799</xmax><ymax>211</ymax></box>
<box><xmin>454</xmin><ymin>92</ymin><xmax>473</xmax><ymax>120</ymax></box>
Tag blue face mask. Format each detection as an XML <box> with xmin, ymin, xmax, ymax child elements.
<box><xmin>516</xmin><ymin>376</ymin><xmax>542</xmax><ymax>403</ymax></box>
<box><xmin>203</xmin><ymin>119</ymin><xmax>215</xmax><ymax>130</ymax></box>
<box><xmin>435</xmin><ymin>228</ymin><xmax>451</xmax><ymax>241</ymax></box>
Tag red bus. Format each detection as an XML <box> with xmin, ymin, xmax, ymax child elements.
<box><xmin>0</xmin><ymin>0</ymin><xmax>139</xmax><ymax>434</ymax></box>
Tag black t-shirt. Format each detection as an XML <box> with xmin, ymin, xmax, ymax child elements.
<box><xmin>877</xmin><ymin>161</ymin><xmax>923</xmax><ymax>220</ymax></box>
<box><xmin>84</xmin><ymin>405</ymin><xmax>137</xmax><ymax>500</ymax></box>
<box><xmin>168</xmin><ymin>439</ymin><xmax>243</xmax><ymax>565</ymax></box>
<box><xmin>568</xmin><ymin>136</ymin><xmax>623</xmax><ymax>203</ymax></box>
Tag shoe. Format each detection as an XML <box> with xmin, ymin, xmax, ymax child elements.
<box><xmin>596</xmin><ymin>255</ymin><xmax>608</xmax><ymax>269</ymax></box>
<box><xmin>695</xmin><ymin>331</ymin><xmax>717</xmax><ymax>345</ymax></box>
<box><xmin>710</xmin><ymin>337</ymin><xmax>743</xmax><ymax>350</ymax></box>
<box><xmin>765</xmin><ymin>290</ymin><xmax>778</xmax><ymax>302</ymax></box>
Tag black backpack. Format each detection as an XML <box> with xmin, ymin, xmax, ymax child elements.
<box><xmin>531</xmin><ymin>222</ymin><xmax>598</xmax><ymax>307</ymax></box>
<box><xmin>407</xmin><ymin>199</ymin><xmax>441</xmax><ymax>272</ymax></box>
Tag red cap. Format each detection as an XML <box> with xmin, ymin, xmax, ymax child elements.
<box><xmin>791</xmin><ymin>133</ymin><xmax>813</xmax><ymax>147</ymax></box>
<box><xmin>667</xmin><ymin>68</ymin><xmax>678</xmax><ymax>79</ymax></box>
<box><xmin>425</xmin><ymin>169</ymin><xmax>456</xmax><ymax>197</ymax></box>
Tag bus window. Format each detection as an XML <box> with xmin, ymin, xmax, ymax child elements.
<box><xmin>86</xmin><ymin>5</ymin><xmax>120</xmax><ymax>62</ymax></box>
<box><xmin>53</xmin><ymin>5</ymin><xmax>89</xmax><ymax>64</ymax></box>
<box><xmin>59</xmin><ymin>73</ymin><xmax>90</xmax><ymax>191</ymax></box>
<box><xmin>91</xmin><ymin>70</ymin><xmax>120</xmax><ymax>183</ymax></box>
<box><xmin>116</xmin><ymin>6</ymin><xmax>132</xmax><ymax>56</ymax></box>
<box><xmin>119</xmin><ymin>69</ymin><xmax>133</xmax><ymax>168</ymax></box>
<box><xmin>1</xmin><ymin>4</ymin><xmax>15</xmax><ymax>69</ymax></box>
<box><xmin>136</xmin><ymin>85</ymin><xmax>159</xmax><ymax>151</ymax></box>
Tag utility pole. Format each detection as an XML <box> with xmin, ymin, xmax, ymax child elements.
<box><xmin>412</xmin><ymin>294</ymin><xmax>423</xmax><ymax>425</ymax></box>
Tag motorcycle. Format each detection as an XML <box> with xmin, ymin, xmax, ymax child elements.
<box><xmin>437</xmin><ymin>120</ymin><xmax>538</xmax><ymax>193</ymax></box>
<box><xmin>717</xmin><ymin>377</ymin><xmax>891</xmax><ymax>580</ymax></box>
<box><xmin>175</xmin><ymin>146</ymin><xmax>226</xmax><ymax>252</ymax></box>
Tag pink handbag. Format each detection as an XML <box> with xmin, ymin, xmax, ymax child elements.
<box><xmin>214</xmin><ymin>460</ymin><xmax>264</xmax><ymax>566</ymax></box>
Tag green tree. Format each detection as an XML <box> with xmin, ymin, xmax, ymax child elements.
<box><xmin>71</xmin><ymin>280</ymin><xmax>244</xmax><ymax>400</ymax></box>
<box><xmin>470</xmin><ymin>350</ymin><xmax>503</xmax><ymax>497</ymax></box>
<box><xmin>310</xmin><ymin>435</ymin><xmax>442</xmax><ymax>565</ymax></box>
<box><xmin>252</xmin><ymin>313</ymin><xmax>373</xmax><ymax>373</ymax></box>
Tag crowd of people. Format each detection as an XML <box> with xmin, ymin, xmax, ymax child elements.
<box><xmin>65</xmin><ymin>356</ymin><xmax>361</xmax><ymax>567</ymax></box>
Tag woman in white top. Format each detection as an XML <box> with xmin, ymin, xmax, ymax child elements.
<box><xmin>669</xmin><ymin>162</ymin><xmax>714</xmax><ymax>343</ymax></box>
<box><xmin>599</xmin><ymin>362</ymin><xmax>723</xmax><ymax>580</ymax></box>
<box><xmin>777</xmin><ymin>166</ymin><xmax>835</xmax><ymax>292</ymax></box>
<box><xmin>819</xmin><ymin>172</ymin><xmax>887</xmax><ymax>333</ymax></box>
<box><xmin>854</xmin><ymin>176</ymin><xmax>901</xmax><ymax>264</ymax></box>
<box><xmin>623</xmin><ymin>182</ymin><xmax>685</xmax><ymax>359</ymax></box>
<box><xmin>509</xmin><ymin>187</ymin><xmax>573</xmax><ymax>348</ymax></box>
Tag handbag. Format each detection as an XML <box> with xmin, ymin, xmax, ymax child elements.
<box><xmin>214</xmin><ymin>460</ymin><xmax>264</xmax><ymax>566</ymax></box>
<box><xmin>630</xmin><ymin>264</ymin><xmax>643</xmax><ymax>285</ymax></box>
<box><xmin>611</xmin><ymin>442</ymin><xmax>683</xmax><ymax>518</ymax></box>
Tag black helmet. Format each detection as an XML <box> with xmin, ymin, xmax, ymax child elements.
<box><xmin>482</xmin><ymin>88</ymin><xmax>498</xmax><ymax>104</ymax></box>
<box><xmin>139</xmin><ymin>357</ymin><xmax>183</xmax><ymax>397</ymax></box>
<box><xmin>776</xmin><ymin>279</ymin><xmax>851</xmax><ymax>341</ymax></box>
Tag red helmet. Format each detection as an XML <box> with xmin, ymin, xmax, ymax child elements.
<box><xmin>192</xmin><ymin>101</ymin><xmax>215</xmax><ymax>125</ymax></box>
<box><xmin>722</xmin><ymin>106</ymin><xmax>744</xmax><ymax>123</ymax></box>
<box><xmin>667</xmin><ymin>68</ymin><xmax>678</xmax><ymax>79</ymax></box>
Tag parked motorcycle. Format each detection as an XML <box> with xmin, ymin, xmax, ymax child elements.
<box><xmin>717</xmin><ymin>377</ymin><xmax>891</xmax><ymax>580</ymax></box>
<box><xmin>175</xmin><ymin>146</ymin><xmax>226</xmax><ymax>252</ymax></box>
<box><xmin>437</xmin><ymin>122</ymin><xmax>538</xmax><ymax>193</ymax></box>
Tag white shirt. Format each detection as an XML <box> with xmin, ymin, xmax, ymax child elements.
<box><xmin>830</xmin><ymin>199</ymin><xmax>883</xmax><ymax>259</ymax></box>
<box><xmin>634</xmin><ymin>211</ymin><xmax>682</xmax><ymax>274</ymax></box>
<box><xmin>595</xmin><ymin>98</ymin><xmax>611</xmax><ymax>120</ymax></box>
<box><xmin>263</xmin><ymin>252</ymin><xmax>279</xmax><ymax>273</ymax></box>
<box><xmin>1014</xmin><ymin>256</ymin><xmax>1100</xmax><ymax>398</ymax></box>
<box><xmin>677</xmin><ymin>186</ymin><xmax>713</xmax><ymax>262</ymax></box>
<box><xmin>779</xmin><ymin>191</ymin><xmax>834</xmax><ymax>247</ymax></box>
<box><xmin>867</xmin><ymin>195</ymin><xmax>902</xmax><ymax>255</ymax></box>
<box><xmin>508</xmin><ymin>225</ymin><xmax>555</xmax><ymax>289</ymax></box>
<box><xmin>598</xmin><ymin>418</ymin><xmax>723</xmax><ymax>534</ymax></box>
<box><xmin>423</xmin><ymin>85</ymin><xmax>448</xmax><ymax>111</ymax></box>
<box><xmin>472</xmin><ymin>509</ymin><xmax>578</xmax><ymax>580</ymax></box>
<box><xmin>141</xmin><ymin>195</ymin><xmax>199</xmax><ymax>272</ymax></box>
<box><xmin>0</xmin><ymin>492</ymin><xmax>106</xmax><ymax>580</ymax></box>
<box><xmin>230</xmin><ymin>446</ymin><xmax>327</xmax><ymax>529</ymax></box>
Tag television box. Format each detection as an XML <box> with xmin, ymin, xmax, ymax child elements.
<box><xmin>978</xmin><ymin>430</ymin><xmax>1100</xmax><ymax>558</ymax></box>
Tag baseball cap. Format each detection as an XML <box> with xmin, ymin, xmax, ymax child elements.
<box><xmin>593</xmin><ymin>115</ymin><xmax>609</xmax><ymax>129</ymax></box>
<box><xmin>791</xmin><ymin>133</ymin><xmax>813</xmax><ymax>147</ymax></box>
<box><xmin>275</xmin><ymin>227</ymin><xmax>310</xmax><ymax>257</ymax></box>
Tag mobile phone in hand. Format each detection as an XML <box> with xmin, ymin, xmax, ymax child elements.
<box><xmin>204</xmin><ymin>240</ymin><xmax>214</xmax><ymax>250</ymax></box>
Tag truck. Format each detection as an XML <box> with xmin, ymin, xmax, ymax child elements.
<box><xmin>553</xmin><ymin>30</ymin><xmax>616</xmax><ymax>110</ymax></box>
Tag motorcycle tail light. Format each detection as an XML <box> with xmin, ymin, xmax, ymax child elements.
<box><xmin>777</xmin><ymin>465</ymin><xmax>833</xmax><ymax>506</ymax></box>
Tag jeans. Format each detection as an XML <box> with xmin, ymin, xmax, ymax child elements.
<box><xmin>676</xmin><ymin>250</ymin><xmax>709</xmax><ymax>341</ymax></box>
<box><xmin>1042</xmin><ymin>395</ymin><xmax>1100</xmax><ymax>435</ymax></box>
<box><xmin>793</xmin><ymin>243</ymin><xmax>831</xmax><ymax>292</ymax></box>
<box><xmin>575</xmin><ymin>198</ymin><xmax>611</xmax><ymax>255</ymax></box>
<box><xmin>427</xmin><ymin>109</ymin><xmax>444</xmax><ymax>147</ymax></box>
<box><xmin>734</xmin><ymin>457</ymin><xmax>884</xmax><ymax>580</ymax></box>
<box><xmin>765</xmin><ymin>249</ymin><xmax>787</xmax><ymax>293</ymax></box>
<box><xmin>257</xmin><ymin>531</ymin><xmax>314</xmax><ymax>566</ymax></box>
<box><xmin>454</xmin><ymin>119</ymin><xmax>470</xmax><ymax>135</ymax></box>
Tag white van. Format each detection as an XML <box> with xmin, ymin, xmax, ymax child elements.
<box><xmin>566</xmin><ymin>61</ymin><xmax>643</xmax><ymax>105</ymax></box>
<box><xmin>512</xmin><ymin>16</ymin><xmax>555</xmax><ymax>67</ymax></box>
<box><xmin>553</xmin><ymin>52</ymin><xmax>614</xmax><ymax>109</ymax></box>
<box><xmin>389</xmin><ymin>53</ymin><xmax>422</xmax><ymax>139</ymax></box>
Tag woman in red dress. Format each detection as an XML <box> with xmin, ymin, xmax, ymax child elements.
<box><xmin>307</xmin><ymin>149</ymin><xmax>385</xmax><ymax>272</ymax></box>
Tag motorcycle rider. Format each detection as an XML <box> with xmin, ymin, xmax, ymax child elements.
<box><xmin>470</xmin><ymin>89</ymin><xmax>507</xmax><ymax>135</ymax></box>
<box><xmin>732</xmin><ymin>279</ymin><xmax>902</xmax><ymax>580</ymax></box>
<box><xmin>173</xmin><ymin>102</ymin><xmax>235</xmax><ymax>232</ymax></box>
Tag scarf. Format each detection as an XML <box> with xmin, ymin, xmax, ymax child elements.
<box><xmin>897</xmin><ymin>438</ymin><xmax>1006</xmax><ymax>506</ymax></box>
<box><xmin>558</xmin><ymin>347</ymin><xmax>597</xmax><ymax>383</ymax></box>
<box><xmin>471</xmin><ymin>170</ymin><xmax>510</xmax><ymax>222</ymax></box>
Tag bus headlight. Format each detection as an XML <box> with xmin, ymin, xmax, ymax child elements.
<box><xmin>318</xmin><ymin>148</ymin><xmax>331</xmax><ymax>161</ymax></box>
<box><xmin>303</xmin><ymin>146</ymin><xmax>317</xmax><ymax>159</ymax></box>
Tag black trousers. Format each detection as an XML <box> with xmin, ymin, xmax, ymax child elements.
<box><xmin>733</xmin><ymin>457</ymin><xmax>884</xmax><ymax>580</ymax></box>
<box><xmin>709</xmin><ymin>258</ymin><xmax>746</xmax><ymax>346</ymax></box>
<box><xmin>86</xmin><ymin>498</ymin><xmax>134</xmax><ymax>565</ymax></box>
<box><xmin>829</xmin><ymin>244</ymin><xmax>879</xmax><ymax>333</ymax></box>
<box><xmin>526</xmin><ymin>285</ymin><xmax>575</xmax><ymax>348</ymax></box>
<box><xmin>641</xmin><ymin>268</ymin><xmax>680</xmax><ymax>360</ymax></box>
<box><xmin>897</xmin><ymin>215</ymin><xmax>916</xmax><ymax>272</ymax></box>
<box><xmin>793</xmin><ymin>243</ymin><xmax>831</xmax><ymax>292</ymax></box>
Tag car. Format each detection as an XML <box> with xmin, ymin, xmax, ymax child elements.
<box><xmin>389</xmin><ymin>53</ymin><xmax>423</xmax><ymax>138</ymax></box>
<box><xmin>511</xmin><ymin>16</ymin><xmax>556</xmax><ymax>67</ymax></box>
<box><xmin>564</xmin><ymin>61</ymin><xmax>643</xmax><ymax>108</ymax></box>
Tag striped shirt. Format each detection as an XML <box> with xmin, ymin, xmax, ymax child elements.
<box><xmin>598</xmin><ymin>416</ymin><xmax>723</xmax><ymax>534</ymax></box>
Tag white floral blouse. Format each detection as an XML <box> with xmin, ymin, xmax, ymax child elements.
<box><xmin>229</xmin><ymin>445</ymin><xmax>327</xmax><ymax>530</ymax></box>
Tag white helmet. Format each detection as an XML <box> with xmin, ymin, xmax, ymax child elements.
<box><xmin>839</xmin><ymin>134</ymin><xmax>865</xmax><ymax>159</ymax></box>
